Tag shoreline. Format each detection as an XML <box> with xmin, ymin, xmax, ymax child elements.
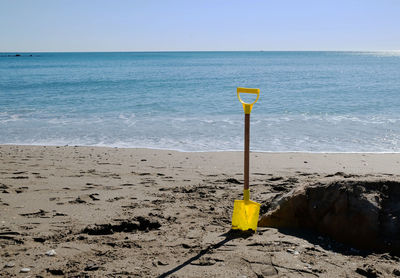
<box><xmin>2</xmin><ymin>144</ymin><xmax>400</xmax><ymax>175</ymax></box>
<box><xmin>2</xmin><ymin>142</ymin><xmax>400</xmax><ymax>154</ymax></box>
<box><xmin>3</xmin><ymin>143</ymin><xmax>400</xmax><ymax>154</ymax></box>
<box><xmin>4</xmin><ymin>142</ymin><xmax>400</xmax><ymax>153</ymax></box>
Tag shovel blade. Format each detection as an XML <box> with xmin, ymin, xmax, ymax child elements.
<box><xmin>231</xmin><ymin>199</ymin><xmax>261</xmax><ymax>231</ymax></box>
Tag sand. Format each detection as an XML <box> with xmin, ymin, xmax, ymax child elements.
<box><xmin>1</xmin><ymin>145</ymin><xmax>400</xmax><ymax>277</ymax></box>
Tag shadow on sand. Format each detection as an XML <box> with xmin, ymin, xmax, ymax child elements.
<box><xmin>157</xmin><ymin>229</ymin><xmax>254</xmax><ymax>278</ymax></box>
<box><xmin>276</xmin><ymin>227</ymin><xmax>377</xmax><ymax>257</ymax></box>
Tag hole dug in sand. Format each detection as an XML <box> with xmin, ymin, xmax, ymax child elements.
<box><xmin>259</xmin><ymin>180</ymin><xmax>400</xmax><ymax>254</ymax></box>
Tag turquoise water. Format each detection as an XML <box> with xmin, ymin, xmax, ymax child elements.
<box><xmin>1</xmin><ymin>51</ymin><xmax>400</xmax><ymax>152</ymax></box>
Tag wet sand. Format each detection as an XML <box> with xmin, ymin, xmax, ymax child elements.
<box><xmin>1</xmin><ymin>145</ymin><xmax>400</xmax><ymax>277</ymax></box>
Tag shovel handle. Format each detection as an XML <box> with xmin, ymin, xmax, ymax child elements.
<box><xmin>237</xmin><ymin>87</ymin><xmax>260</xmax><ymax>114</ymax></box>
<box><xmin>244</xmin><ymin>113</ymin><xmax>250</xmax><ymax>191</ymax></box>
<box><xmin>238</xmin><ymin>87</ymin><xmax>260</xmax><ymax>193</ymax></box>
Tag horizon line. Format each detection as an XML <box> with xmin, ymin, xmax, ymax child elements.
<box><xmin>1</xmin><ymin>50</ymin><xmax>400</xmax><ymax>54</ymax></box>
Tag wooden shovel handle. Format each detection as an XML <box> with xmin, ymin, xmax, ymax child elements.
<box><xmin>244</xmin><ymin>113</ymin><xmax>250</xmax><ymax>190</ymax></box>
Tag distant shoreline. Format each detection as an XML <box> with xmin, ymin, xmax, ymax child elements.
<box><xmin>1</xmin><ymin>50</ymin><xmax>400</xmax><ymax>54</ymax></box>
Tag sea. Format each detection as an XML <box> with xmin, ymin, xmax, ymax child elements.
<box><xmin>1</xmin><ymin>51</ymin><xmax>400</xmax><ymax>152</ymax></box>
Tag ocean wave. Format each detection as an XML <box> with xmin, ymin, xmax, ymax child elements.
<box><xmin>1</xmin><ymin>114</ymin><xmax>400</xmax><ymax>149</ymax></box>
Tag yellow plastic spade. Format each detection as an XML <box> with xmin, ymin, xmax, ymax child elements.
<box><xmin>231</xmin><ymin>87</ymin><xmax>261</xmax><ymax>231</ymax></box>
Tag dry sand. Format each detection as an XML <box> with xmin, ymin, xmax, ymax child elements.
<box><xmin>1</xmin><ymin>145</ymin><xmax>400</xmax><ymax>277</ymax></box>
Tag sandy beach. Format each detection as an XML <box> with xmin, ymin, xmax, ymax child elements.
<box><xmin>1</xmin><ymin>145</ymin><xmax>400</xmax><ymax>277</ymax></box>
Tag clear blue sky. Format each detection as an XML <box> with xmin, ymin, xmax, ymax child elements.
<box><xmin>1</xmin><ymin>0</ymin><xmax>399</xmax><ymax>52</ymax></box>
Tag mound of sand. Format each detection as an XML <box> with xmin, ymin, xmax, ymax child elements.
<box><xmin>259</xmin><ymin>179</ymin><xmax>400</xmax><ymax>254</ymax></box>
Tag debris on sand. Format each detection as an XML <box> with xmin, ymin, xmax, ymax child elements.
<box><xmin>20</xmin><ymin>267</ymin><xmax>31</xmax><ymax>273</ymax></box>
<box><xmin>4</xmin><ymin>262</ymin><xmax>15</xmax><ymax>268</ymax></box>
<box><xmin>46</xmin><ymin>268</ymin><xmax>64</xmax><ymax>275</ymax></box>
<box><xmin>82</xmin><ymin>216</ymin><xmax>161</xmax><ymax>235</ymax></box>
<box><xmin>45</xmin><ymin>249</ymin><xmax>57</xmax><ymax>256</ymax></box>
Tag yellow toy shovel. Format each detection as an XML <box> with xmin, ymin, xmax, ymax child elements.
<box><xmin>231</xmin><ymin>87</ymin><xmax>261</xmax><ymax>231</ymax></box>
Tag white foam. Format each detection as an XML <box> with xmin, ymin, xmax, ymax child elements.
<box><xmin>1</xmin><ymin>113</ymin><xmax>400</xmax><ymax>152</ymax></box>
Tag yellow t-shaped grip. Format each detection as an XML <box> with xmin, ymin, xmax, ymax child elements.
<box><xmin>237</xmin><ymin>87</ymin><xmax>260</xmax><ymax>114</ymax></box>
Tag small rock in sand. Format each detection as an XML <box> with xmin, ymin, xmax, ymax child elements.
<box><xmin>84</xmin><ymin>263</ymin><xmax>100</xmax><ymax>271</ymax></box>
<box><xmin>20</xmin><ymin>267</ymin><xmax>31</xmax><ymax>273</ymax></box>
<box><xmin>5</xmin><ymin>262</ymin><xmax>15</xmax><ymax>268</ymax></box>
<box><xmin>45</xmin><ymin>249</ymin><xmax>57</xmax><ymax>256</ymax></box>
<box><xmin>286</xmin><ymin>248</ymin><xmax>299</xmax><ymax>255</ymax></box>
<box><xmin>157</xmin><ymin>260</ymin><xmax>168</xmax><ymax>266</ymax></box>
